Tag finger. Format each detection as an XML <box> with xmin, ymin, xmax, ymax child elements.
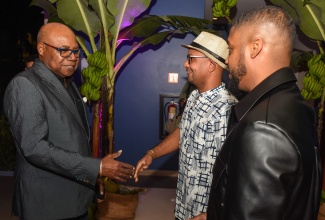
<box><xmin>120</xmin><ymin>172</ymin><xmax>133</xmax><ymax>179</ymax></box>
<box><xmin>120</xmin><ymin>167</ymin><xmax>135</xmax><ymax>176</ymax></box>
<box><xmin>134</xmin><ymin>161</ymin><xmax>145</xmax><ymax>175</ymax></box>
<box><xmin>114</xmin><ymin>175</ymin><xmax>128</xmax><ymax>183</ymax></box>
<box><xmin>134</xmin><ymin>169</ymin><xmax>140</xmax><ymax>181</ymax></box>
<box><xmin>112</xmin><ymin>150</ymin><xmax>122</xmax><ymax>159</ymax></box>
<box><xmin>134</xmin><ymin>170</ymin><xmax>139</xmax><ymax>179</ymax></box>
<box><xmin>120</xmin><ymin>162</ymin><xmax>135</xmax><ymax>170</ymax></box>
<box><xmin>134</xmin><ymin>164</ymin><xmax>142</xmax><ymax>173</ymax></box>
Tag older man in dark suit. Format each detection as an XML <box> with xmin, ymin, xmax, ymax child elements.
<box><xmin>3</xmin><ymin>22</ymin><xmax>134</xmax><ymax>220</ymax></box>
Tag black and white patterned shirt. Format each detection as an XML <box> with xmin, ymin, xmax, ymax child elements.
<box><xmin>175</xmin><ymin>83</ymin><xmax>238</xmax><ymax>219</ymax></box>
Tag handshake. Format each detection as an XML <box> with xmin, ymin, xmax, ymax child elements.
<box><xmin>99</xmin><ymin>149</ymin><xmax>154</xmax><ymax>183</ymax></box>
<box><xmin>96</xmin><ymin>149</ymin><xmax>155</xmax><ymax>200</ymax></box>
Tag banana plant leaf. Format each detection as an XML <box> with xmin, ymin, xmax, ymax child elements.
<box><xmin>108</xmin><ymin>0</ymin><xmax>152</xmax><ymax>39</ymax></box>
<box><xmin>57</xmin><ymin>0</ymin><xmax>103</xmax><ymax>38</ymax></box>
<box><xmin>118</xmin><ymin>15</ymin><xmax>215</xmax><ymax>46</ymax></box>
<box><xmin>29</xmin><ymin>0</ymin><xmax>63</xmax><ymax>23</ymax></box>
<box><xmin>290</xmin><ymin>49</ymin><xmax>314</xmax><ymax>71</ymax></box>
<box><xmin>268</xmin><ymin>0</ymin><xmax>325</xmax><ymax>41</ymax></box>
<box><xmin>30</xmin><ymin>0</ymin><xmax>152</xmax><ymax>52</ymax></box>
<box><xmin>88</xmin><ymin>0</ymin><xmax>115</xmax><ymax>31</ymax></box>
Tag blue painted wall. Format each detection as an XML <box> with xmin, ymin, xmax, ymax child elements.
<box><xmin>114</xmin><ymin>0</ymin><xmax>205</xmax><ymax>170</ymax></box>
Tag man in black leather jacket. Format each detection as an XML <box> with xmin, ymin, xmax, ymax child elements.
<box><xmin>206</xmin><ymin>6</ymin><xmax>322</xmax><ymax>220</ymax></box>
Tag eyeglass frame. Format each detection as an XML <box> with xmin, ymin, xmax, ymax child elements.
<box><xmin>186</xmin><ymin>55</ymin><xmax>208</xmax><ymax>64</ymax></box>
<box><xmin>42</xmin><ymin>42</ymin><xmax>82</xmax><ymax>58</ymax></box>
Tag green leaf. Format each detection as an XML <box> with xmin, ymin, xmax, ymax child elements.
<box><xmin>89</xmin><ymin>0</ymin><xmax>115</xmax><ymax>31</ymax></box>
<box><xmin>29</xmin><ymin>0</ymin><xmax>63</xmax><ymax>23</ymax></box>
<box><xmin>118</xmin><ymin>15</ymin><xmax>213</xmax><ymax>46</ymax></box>
<box><xmin>161</xmin><ymin>15</ymin><xmax>212</xmax><ymax>30</ymax></box>
<box><xmin>135</xmin><ymin>31</ymin><xmax>174</xmax><ymax>48</ymax></box>
<box><xmin>269</xmin><ymin>0</ymin><xmax>325</xmax><ymax>41</ymax></box>
<box><xmin>309</xmin><ymin>0</ymin><xmax>325</xmax><ymax>24</ymax></box>
<box><xmin>107</xmin><ymin>0</ymin><xmax>152</xmax><ymax>40</ymax></box>
<box><xmin>290</xmin><ymin>49</ymin><xmax>314</xmax><ymax>70</ymax></box>
<box><xmin>118</xmin><ymin>15</ymin><xmax>167</xmax><ymax>45</ymax></box>
<box><xmin>56</xmin><ymin>0</ymin><xmax>102</xmax><ymax>38</ymax></box>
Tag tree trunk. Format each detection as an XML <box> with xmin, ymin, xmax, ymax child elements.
<box><xmin>106</xmin><ymin>78</ymin><xmax>115</xmax><ymax>155</ymax></box>
<box><xmin>91</xmin><ymin>101</ymin><xmax>101</xmax><ymax>158</ymax></box>
<box><xmin>101</xmin><ymin>76</ymin><xmax>109</xmax><ymax>157</ymax></box>
<box><xmin>318</xmin><ymin>89</ymin><xmax>325</xmax><ymax>190</ymax></box>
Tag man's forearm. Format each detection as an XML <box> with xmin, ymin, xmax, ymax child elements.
<box><xmin>149</xmin><ymin>127</ymin><xmax>180</xmax><ymax>159</ymax></box>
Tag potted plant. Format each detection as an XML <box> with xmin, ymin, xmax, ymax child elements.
<box><xmin>92</xmin><ymin>179</ymin><xmax>145</xmax><ymax>220</ymax></box>
<box><xmin>87</xmin><ymin>178</ymin><xmax>146</xmax><ymax>220</ymax></box>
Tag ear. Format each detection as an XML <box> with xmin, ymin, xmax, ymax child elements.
<box><xmin>37</xmin><ymin>42</ymin><xmax>45</xmax><ymax>56</ymax></box>
<box><xmin>251</xmin><ymin>38</ymin><xmax>262</xmax><ymax>59</ymax></box>
<box><xmin>209</xmin><ymin>60</ymin><xmax>218</xmax><ymax>72</ymax></box>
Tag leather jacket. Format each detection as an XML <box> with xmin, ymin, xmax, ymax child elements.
<box><xmin>207</xmin><ymin>67</ymin><xmax>322</xmax><ymax>220</ymax></box>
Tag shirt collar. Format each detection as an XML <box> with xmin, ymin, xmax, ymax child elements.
<box><xmin>234</xmin><ymin>67</ymin><xmax>297</xmax><ymax>121</ymax></box>
<box><xmin>54</xmin><ymin>74</ymin><xmax>74</xmax><ymax>88</ymax></box>
<box><xmin>194</xmin><ymin>82</ymin><xmax>226</xmax><ymax>99</ymax></box>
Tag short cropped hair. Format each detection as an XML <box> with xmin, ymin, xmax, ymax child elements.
<box><xmin>233</xmin><ymin>6</ymin><xmax>296</xmax><ymax>50</ymax></box>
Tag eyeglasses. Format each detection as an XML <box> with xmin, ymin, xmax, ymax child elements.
<box><xmin>186</xmin><ymin>55</ymin><xmax>208</xmax><ymax>64</ymax></box>
<box><xmin>42</xmin><ymin>42</ymin><xmax>82</xmax><ymax>58</ymax></box>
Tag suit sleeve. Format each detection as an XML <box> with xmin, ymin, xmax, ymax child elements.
<box><xmin>223</xmin><ymin>122</ymin><xmax>299</xmax><ymax>219</ymax></box>
<box><xmin>3</xmin><ymin>76</ymin><xmax>100</xmax><ymax>185</ymax></box>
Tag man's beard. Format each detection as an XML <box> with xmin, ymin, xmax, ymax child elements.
<box><xmin>228</xmin><ymin>56</ymin><xmax>247</xmax><ymax>100</ymax></box>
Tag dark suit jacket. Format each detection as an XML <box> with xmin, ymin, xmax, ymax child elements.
<box><xmin>3</xmin><ymin>59</ymin><xmax>101</xmax><ymax>220</ymax></box>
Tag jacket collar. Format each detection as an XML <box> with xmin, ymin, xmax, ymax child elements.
<box><xmin>234</xmin><ymin>67</ymin><xmax>297</xmax><ymax>121</ymax></box>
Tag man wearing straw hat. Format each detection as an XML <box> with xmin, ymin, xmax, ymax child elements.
<box><xmin>134</xmin><ymin>31</ymin><xmax>238</xmax><ymax>220</ymax></box>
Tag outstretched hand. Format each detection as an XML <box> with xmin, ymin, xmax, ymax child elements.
<box><xmin>101</xmin><ymin>150</ymin><xmax>134</xmax><ymax>182</ymax></box>
<box><xmin>134</xmin><ymin>154</ymin><xmax>153</xmax><ymax>182</ymax></box>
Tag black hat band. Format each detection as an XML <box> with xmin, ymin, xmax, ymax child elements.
<box><xmin>190</xmin><ymin>42</ymin><xmax>226</xmax><ymax>64</ymax></box>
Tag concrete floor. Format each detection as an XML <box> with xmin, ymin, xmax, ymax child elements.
<box><xmin>0</xmin><ymin>172</ymin><xmax>177</xmax><ymax>220</ymax></box>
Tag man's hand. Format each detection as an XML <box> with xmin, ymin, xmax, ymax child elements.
<box><xmin>134</xmin><ymin>154</ymin><xmax>153</xmax><ymax>182</ymax></box>
<box><xmin>101</xmin><ymin>150</ymin><xmax>134</xmax><ymax>182</ymax></box>
<box><xmin>188</xmin><ymin>212</ymin><xmax>207</xmax><ymax>220</ymax></box>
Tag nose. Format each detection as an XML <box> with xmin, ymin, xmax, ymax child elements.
<box><xmin>184</xmin><ymin>59</ymin><xmax>189</xmax><ymax>68</ymax></box>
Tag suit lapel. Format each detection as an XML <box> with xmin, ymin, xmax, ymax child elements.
<box><xmin>71</xmin><ymin>82</ymin><xmax>90</xmax><ymax>137</ymax></box>
<box><xmin>33</xmin><ymin>60</ymin><xmax>89</xmax><ymax>137</ymax></box>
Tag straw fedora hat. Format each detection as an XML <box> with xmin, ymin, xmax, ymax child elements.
<box><xmin>181</xmin><ymin>31</ymin><xmax>228</xmax><ymax>69</ymax></box>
